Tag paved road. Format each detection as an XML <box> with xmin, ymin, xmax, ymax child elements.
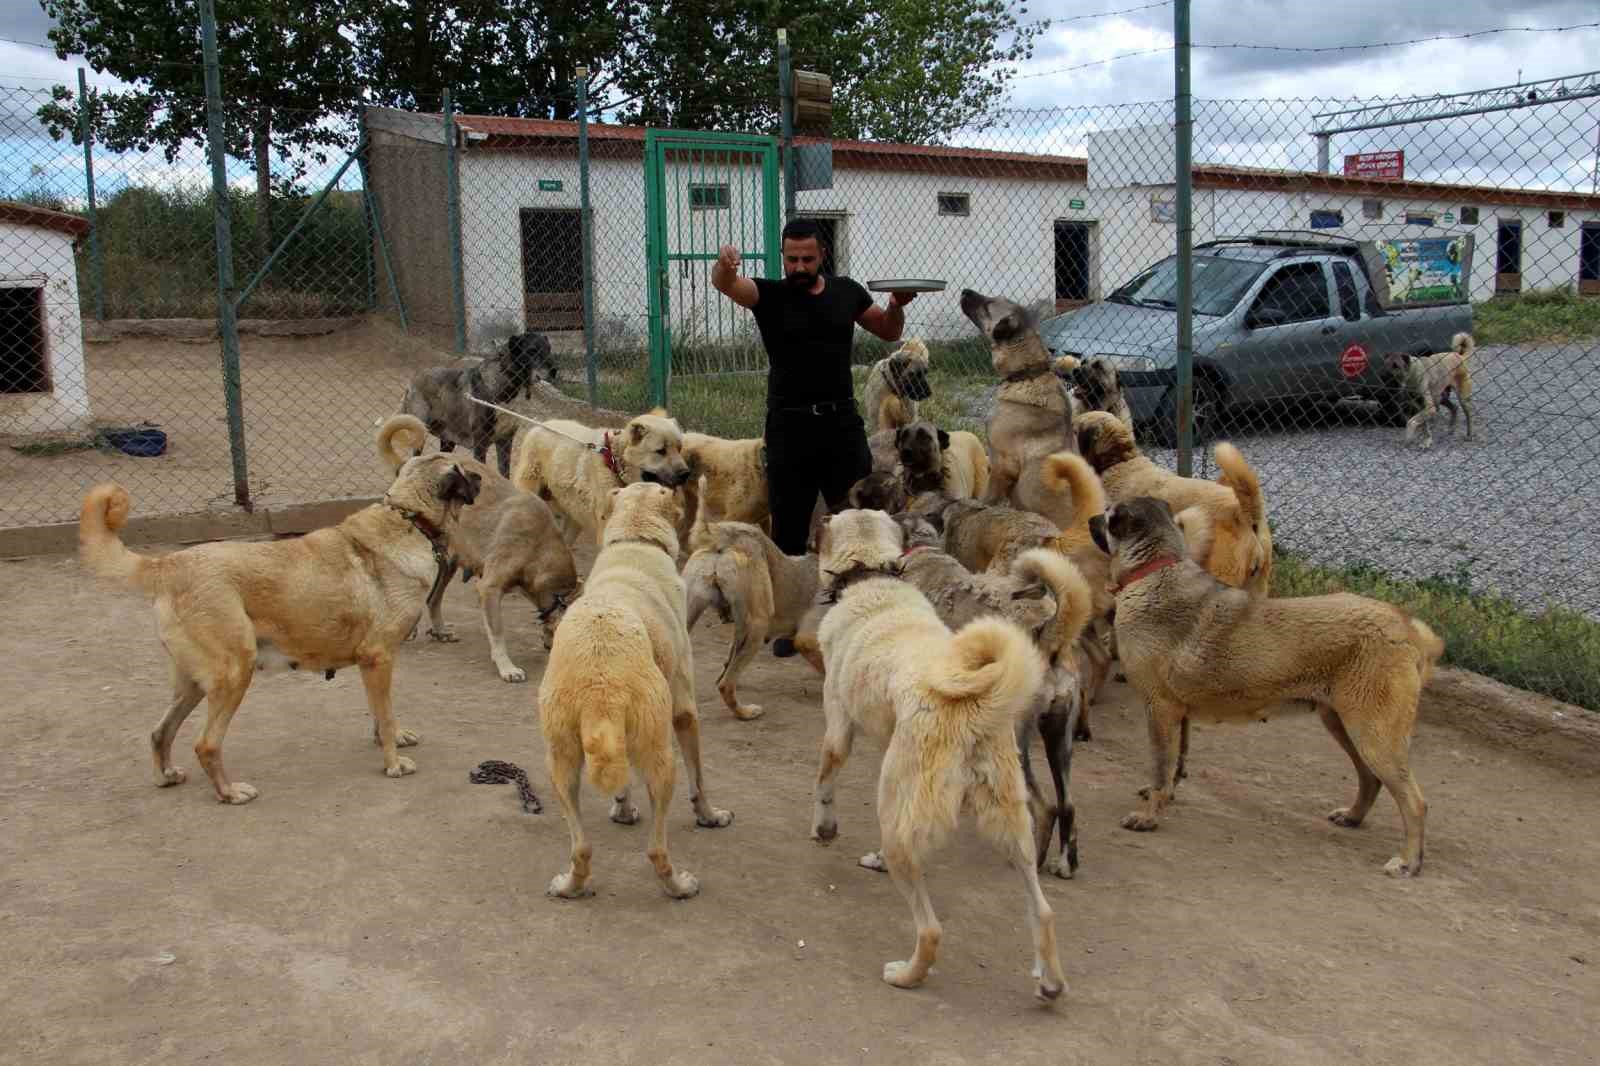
<box><xmin>966</xmin><ymin>341</ymin><xmax>1600</xmax><ymax>619</ymax></box>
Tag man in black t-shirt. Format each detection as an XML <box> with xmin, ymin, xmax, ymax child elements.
<box><xmin>711</xmin><ymin>218</ymin><xmax>915</xmax><ymax>567</ymax></box>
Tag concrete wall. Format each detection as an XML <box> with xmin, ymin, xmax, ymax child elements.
<box><xmin>0</xmin><ymin>222</ymin><xmax>91</xmax><ymax>434</ymax></box>
<box><xmin>367</xmin><ymin>128</ymin><xmax>455</xmax><ymax>347</ymax></box>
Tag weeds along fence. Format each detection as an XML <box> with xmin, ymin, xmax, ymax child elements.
<box><xmin>2</xmin><ymin>72</ymin><xmax>1599</xmax><ymax>704</ymax></box>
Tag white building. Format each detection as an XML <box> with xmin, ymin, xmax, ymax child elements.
<box><xmin>0</xmin><ymin>201</ymin><xmax>93</xmax><ymax>434</ymax></box>
<box><xmin>364</xmin><ymin>108</ymin><xmax>1600</xmax><ymax>353</ymax></box>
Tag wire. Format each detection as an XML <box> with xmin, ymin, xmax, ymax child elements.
<box><xmin>1016</xmin><ymin>46</ymin><xmax>1174</xmax><ymax>78</ymax></box>
<box><xmin>1012</xmin><ymin>0</ymin><xmax>1173</xmax><ymax>32</ymax></box>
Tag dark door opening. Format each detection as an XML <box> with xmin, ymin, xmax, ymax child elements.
<box><xmin>520</xmin><ymin>208</ymin><xmax>584</xmax><ymax>330</ymax></box>
<box><xmin>0</xmin><ymin>286</ymin><xmax>49</xmax><ymax>394</ymax></box>
<box><xmin>1054</xmin><ymin>221</ymin><xmax>1092</xmax><ymax>310</ymax></box>
<box><xmin>1495</xmin><ymin>220</ymin><xmax>1522</xmax><ymax>293</ymax></box>
<box><xmin>805</xmin><ymin>216</ymin><xmax>839</xmax><ymax>277</ymax></box>
<box><xmin>1579</xmin><ymin>223</ymin><xmax>1600</xmax><ymax>296</ymax></box>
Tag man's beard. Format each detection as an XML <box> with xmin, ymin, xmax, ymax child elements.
<box><xmin>785</xmin><ymin>270</ymin><xmax>817</xmax><ymax>289</ymax></box>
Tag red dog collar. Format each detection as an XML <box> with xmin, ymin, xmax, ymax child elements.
<box><xmin>1113</xmin><ymin>555</ymin><xmax>1182</xmax><ymax>594</ymax></box>
<box><xmin>598</xmin><ymin>431</ymin><xmax>624</xmax><ymax>479</ymax></box>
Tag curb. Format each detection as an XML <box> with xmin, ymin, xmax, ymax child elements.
<box><xmin>1425</xmin><ymin>668</ymin><xmax>1600</xmax><ymax>774</ymax></box>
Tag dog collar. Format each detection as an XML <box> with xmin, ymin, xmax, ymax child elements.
<box><xmin>599</xmin><ymin>431</ymin><xmax>625</xmax><ymax>480</ymax></box>
<box><xmin>608</xmin><ymin>534</ymin><xmax>674</xmax><ymax>555</ymax></box>
<box><xmin>820</xmin><ymin>562</ymin><xmax>904</xmax><ymax>603</ymax></box>
<box><xmin>1002</xmin><ymin>364</ymin><xmax>1054</xmax><ymax>384</ymax></box>
<box><xmin>1113</xmin><ymin>554</ymin><xmax>1182</xmax><ymax>594</ymax></box>
<box><xmin>901</xmin><ymin>545</ymin><xmax>936</xmax><ymax>557</ymax></box>
<box><xmin>385</xmin><ymin>501</ymin><xmax>451</xmax><ymax>565</ymax></box>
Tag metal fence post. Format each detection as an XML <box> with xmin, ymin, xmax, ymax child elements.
<box><xmin>444</xmin><ymin>88</ymin><xmax>468</xmax><ymax>352</ymax></box>
<box><xmin>76</xmin><ymin>68</ymin><xmax>106</xmax><ymax>323</ymax></box>
<box><xmin>199</xmin><ymin>0</ymin><xmax>251</xmax><ymax>510</ymax></box>
<box><xmin>576</xmin><ymin>68</ymin><xmax>598</xmax><ymax>407</ymax></box>
<box><xmin>1173</xmin><ymin>0</ymin><xmax>1195</xmax><ymax>477</ymax></box>
<box><xmin>777</xmin><ymin>28</ymin><xmax>796</xmax><ymax>219</ymax></box>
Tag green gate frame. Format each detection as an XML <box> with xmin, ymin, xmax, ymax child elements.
<box><xmin>643</xmin><ymin>129</ymin><xmax>781</xmax><ymax>408</ymax></box>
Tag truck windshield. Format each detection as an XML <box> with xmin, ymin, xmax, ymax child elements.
<box><xmin>1108</xmin><ymin>255</ymin><xmax>1266</xmax><ymax>317</ymax></box>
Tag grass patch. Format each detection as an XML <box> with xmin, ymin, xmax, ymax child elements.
<box><xmin>1472</xmin><ymin>287</ymin><xmax>1600</xmax><ymax>346</ymax></box>
<box><xmin>1271</xmin><ymin>551</ymin><xmax>1600</xmax><ymax>712</ymax></box>
<box><xmin>9</xmin><ymin>436</ymin><xmax>98</xmax><ymax>457</ymax></box>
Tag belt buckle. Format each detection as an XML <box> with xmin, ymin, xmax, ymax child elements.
<box><xmin>809</xmin><ymin>402</ymin><xmax>825</xmax><ymax>416</ymax></box>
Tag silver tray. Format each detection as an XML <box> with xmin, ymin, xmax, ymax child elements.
<box><xmin>865</xmin><ymin>278</ymin><xmax>948</xmax><ymax>293</ymax></box>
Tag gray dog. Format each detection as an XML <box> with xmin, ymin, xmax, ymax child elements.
<box><xmin>400</xmin><ymin>331</ymin><xmax>556</xmax><ymax>477</ymax></box>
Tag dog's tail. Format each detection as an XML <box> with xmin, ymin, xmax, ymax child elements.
<box><xmin>1012</xmin><ymin>549</ymin><xmax>1093</xmax><ymax>660</ymax></box>
<box><xmin>1213</xmin><ymin>442</ymin><xmax>1267</xmax><ymax>532</ymax></box>
<box><xmin>1408</xmin><ymin>617</ymin><xmax>1446</xmax><ymax>687</ymax></box>
<box><xmin>78</xmin><ymin>484</ymin><xmax>157</xmax><ymax>595</ymax></box>
<box><xmin>1039</xmin><ymin>450</ymin><xmax>1106</xmax><ymax>531</ymax></box>
<box><xmin>376</xmin><ymin>414</ymin><xmax>428</xmax><ymax>474</ymax></box>
<box><xmin>925</xmin><ymin>618</ymin><xmax>1045</xmax><ymax>733</ymax></box>
<box><xmin>1452</xmin><ymin>332</ymin><xmax>1475</xmax><ymax>359</ymax></box>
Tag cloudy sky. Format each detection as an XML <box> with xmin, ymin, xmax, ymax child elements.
<box><xmin>1</xmin><ymin>0</ymin><xmax>1597</xmax><ymax>191</ymax></box>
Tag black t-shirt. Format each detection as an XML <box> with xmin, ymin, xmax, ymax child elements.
<box><xmin>751</xmin><ymin>276</ymin><xmax>874</xmax><ymax>409</ymax></box>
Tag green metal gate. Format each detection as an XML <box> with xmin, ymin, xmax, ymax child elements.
<box><xmin>644</xmin><ymin>130</ymin><xmax>781</xmax><ymax>419</ymax></box>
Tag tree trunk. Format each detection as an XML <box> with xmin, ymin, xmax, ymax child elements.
<box><xmin>253</xmin><ymin>113</ymin><xmax>272</xmax><ymax>265</ymax></box>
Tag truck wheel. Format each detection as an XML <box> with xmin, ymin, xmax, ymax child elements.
<box><xmin>1148</xmin><ymin>376</ymin><xmax>1223</xmax><ymax>449</ymax></box>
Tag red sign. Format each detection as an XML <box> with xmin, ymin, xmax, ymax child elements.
<box><xmin>1340</xmin><ymin>344</ymin><xmax>1369</xmax><ymax>379</ymax></box>
<box><xmin>1344</xmin><ymin>151</ymin><xmax>1404</xmax><ymax>180</ymax></box>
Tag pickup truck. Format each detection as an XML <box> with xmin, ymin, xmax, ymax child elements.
<box><xmin>1038</xmin><ymin>231</ymin><xmax>1474</xmax><ymax>444</ymax></box>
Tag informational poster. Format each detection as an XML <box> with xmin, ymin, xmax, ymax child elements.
<box><xmin>1345</xmin><ymin>150</ymin><xmax>1404</xmax><ymax>179</ymax></box>
<box><xmin>1376</xmin><ymin>235</ymin><xmax>1472</xmax><ymax>304</ymax></box>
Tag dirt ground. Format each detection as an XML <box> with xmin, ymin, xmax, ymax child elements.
<box><xmin>2</xmin><ymin>538</ymin><xmax>1599</xmax><ymax>1066</ymax></box>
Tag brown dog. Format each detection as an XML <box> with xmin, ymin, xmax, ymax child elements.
<box><xmin>1091</xmin><ymin>497</ymin><xmax>1443</xmax><ymax>877</ymax></box>
<box><xmin>1068</xmin><ymin>357</ymin><xmax>1134</xmax><ymax>428</ymax></box>
<box><xmin>1076</xmin><ymin>411</ymin><xmax>1272</xmax><ymax>596</ymax></box>
<box><xmin>862</xmin><ymin>337</ymin><xmax>933</xmax><ymax>432</ymax></box>
<box><xmin>538</xmin><ymin>482</ymin><xmax>734</xmax><ymax>901</ymax></box>
<box><xmin>77</xmin><ymin>454</ymin><xmax>481</xmax><ymax>804</ymax></box>
<box><xmin>680</xmin><ymin>431</ymin><xmax>769</xmax><ymax>549</ymax></box>
<box><xmin>378</xmin><ymin>415</ymin><xmax>578</xmax><ymax>683</ymax></box>
<box><xmin>894</xmin><ymin>420</ymin><xmax>990</xmax><ymax>500</ymax></box>
<box><xmin>959</xmin><ymin>290</ymin><xmax>1075</xmax><ymax>518</ymax></box>
<box><xmin>1384</xmin><ymin>332</ymin><xmax>1475</xmax><ymax>450</ymax></box>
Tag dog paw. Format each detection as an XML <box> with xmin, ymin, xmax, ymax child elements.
<box><xmin>1121</xmin><ymin>812</ymin><xmax>1159</xmax><ymax>832</ymax></box>
<box><xmin>732</xmin><ymin>703</ymin><xmax>765</xmax><ymax>721</ymax></box>
<box><xmin>403</xmin><ymin>625</ymin><xmax>419</xmax><ymax>643</ymax></box>
<box><xmin>1072</xmin><ymin>725</ymin><xmax>1092</xmax><ymax>743</ymax></box>
<box><xmin>882</xmin><ymin>961</ymin><xmax>923</xmax><ymax>989</ymax></box>
<box><xmin>1043</xmin><ymin>855</ymin><xmax>1076</xmax><ymax>880</ymax></box>
<box><xmin>498</xmin><ymin>665</ymin><xmax>527</xmax><ymax>683</ymax></box>
<box><xmin>218</xmin><ymin>782</ymin><xmax>258</xmax><ymax>805</ymax></box>
<box><xmin>859</xmin><ymin>850</ymin><xmax>887</xmax><ymax>872</ymax></box>
<box><xmin>663</xmin><ymin>870</ymin><xmax>701</xmax><ymax>899</ymax></box>
<box><xmin>1327</xmin><ymin>807</ymin><xmax>1364</xmax><ymax>828</ymax></box>
<box><xmin>609</xmin><ymin>799</ymin><xmax>640</xmax><ymax>825</ymax></box>
<box><xmin>1383</xmin><ymin>857</ymin><xmax>1419</xmax><ymax>878</ymax></box>
<box><xmin>1035</xmin><ymin>977</ymin><xmax>1065</xmax><ymax>1003</ymax></box>
<box><xmin>385</xmin><ymin>757</ymin><xmax>417</xmax><ymax>778</ymax></box>
<box><xmin>811</xmin><ymin>820</ymin><xmax>839</xmax><ymax>843</ymax></box>
<box><xmin>156</xmin><ymin>767</ymin><xmax>187</xmax><ymax>787</ymax></box>
<box><xmin>428</xmin><ymin>625</ymin><xmax>459</xmax><ymax>643</ymax></box>
<box><xmin>546</xmin><ymin>873</ymin><xmax>594</xmax><ymax>899</ymax></box>
<box><xmin>696</xmin><ymin>807</ymin><xmax>734</xmax><ymax>829</ymax></box>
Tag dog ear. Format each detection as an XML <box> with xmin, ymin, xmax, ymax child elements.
<box><xmin>1010</xmin><ymin>584</ymin><xmax>1048</xmax><ymax>601</ymax></box>
<box><xmin>936</xmin><ymin>428</ymin><xmax>950</xmax><ymax>451</ymax></box>
<box><xmin>991</xmin><ymin>310</ymin><xmax>1023</xmax><ymax>344</ymax></box>
<box><xmin>894</xmin><ymin>426</ymin><xmax>910</xmax><ymax>450</ymax></box>
<box><xmin>629</xmin><ymin>422</ymin><xmax>646</xmax><ymax>444</ymax></box>
<box><xmin>1088</xmin><ymin>513</ymin><xmax>1110</xmax><ymax>555</ymax></box>
<box><xmin>922</xmin><ymin>509</ymin><xmax>945</xmax><ymax>534</ymax></box>
<box><xmin>1076</xmin><ymin>420</ymin><xmax>1098</xmax><ymax>456</ymax></box>
<box><xmin>438</xmin><ymin>464</ymin><xmax>481</xmax><ymax>506</ymax></box>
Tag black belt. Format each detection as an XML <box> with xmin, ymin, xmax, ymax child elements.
<box><xmin>769</xmin><ymin>398</ymin><xmax>855</xmax><ymax>416</ymax></box>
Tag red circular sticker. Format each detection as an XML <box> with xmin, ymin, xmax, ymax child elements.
<box><xmin>1339</xmin><ymin>344</ymin><xmax>1369</xmax><ymax>379</ymax></box>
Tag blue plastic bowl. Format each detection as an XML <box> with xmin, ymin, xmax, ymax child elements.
<box><xmin>104</xmin><ymin>428</ymin><xmax>168</xmax><ymax>457</ymax></box>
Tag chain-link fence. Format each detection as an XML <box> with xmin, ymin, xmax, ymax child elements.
<box><xmin>2</xmin><ymin>64</ymin><xmax>1598</xmax><ymax>702</ymax></box>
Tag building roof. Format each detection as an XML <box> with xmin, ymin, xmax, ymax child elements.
<box><xmin>384</xmin><ymin>110</ymin><xmax>1600</xmax><ymax>212</ymax></box>
<box><xmin>0</xmin><ymin>200</ymin><xmax>92</xmax><ymax>241</ymax></box>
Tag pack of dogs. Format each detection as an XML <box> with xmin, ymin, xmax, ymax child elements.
<box><xmin>78</xmin><ymin>304</ymin><xmax>1467</xmax><ymax>1002</ymax></box>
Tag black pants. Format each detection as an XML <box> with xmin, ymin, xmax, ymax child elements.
<box><xmin>765</xmin><ymin>405</ymin><xmax>873</xmax><ymax>556</ymax></box>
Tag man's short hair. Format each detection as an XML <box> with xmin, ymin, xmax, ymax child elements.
<box><xmin>781</xmin><ymin>217</ymin><xmax>824</xmax><ymax>246</ymax></box>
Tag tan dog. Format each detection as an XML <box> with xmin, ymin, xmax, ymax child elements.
<box><xmin>893</xmin><ymin>421</ymin><xmax>990</xmax><ymax>500</ymax></box>
<box><xmin>958</xmin><ymin>290</ymin><xmax>1076</xmax><ymax>519</ymax></box>
<box><xmin>1076</xmin><ymin>411</ymin><xmax>1272</xmax><ymax>596</ymax></box>
<box><xmin>862</xmin><ymin>337</ymin><xmax>933</xmax><ymax>432</ymax></box>
<box><xmin>812</xmin><ymin>509</ymin><xmax>1065</xmax><ymax>998</ymax></box>
<box><xmin>378</xmin><ymin>415</ymin><xmax>578</xmax><ymax>683</ymax></box>
<box><xmin>847</xmin><ymin>470</ymin><xmax>909</xmax><ymax>514</ymax></box>
<box><xmin>510</xmin><ymin>409</ymin><xmax>692</xmax><ymax>545</ymax></box>
<box><xmin>1090</xmin><ymin>497</ymin><xmax>1443</xmax><ymax>877</ymax></box>
<box><xmin>1385</xmin><ymin>332</ymin><xmax>1475</xmax><ymax>450</ymax></box>
<box><xmin>1067</xmin><ymin>357</ymin><xmax>1134</xmax><ymax>428</ymax></box>
<box><xmin>683</xmin><ymin>522</ymin><xmax>819</xmax><ymax>720</ymax></box>
<box><xmin>894</xmin><ymin>514</ymin><xmax>1094</xmax><ymax>877</ymax></box>
<box><xmin>680</xmin><ymin>431</ymin><xmax>769</xmax><ymax>550</ymax></box>
<box><xmin>77</xmin><ymin>453</ymin><xmax>481</xmax><ymax>804</ymax></box>
<box><xmin>537</xmin><ymin>482</ymin><xmax>734</xmax><ymax>901</ymax></box>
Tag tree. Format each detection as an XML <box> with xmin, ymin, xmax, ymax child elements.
<box><xmin>38</xmin><ymin>0</ymin><xmax>359</xmax><ymax>262</ymax></box>
<box><xmin>605</xmin><ymin>0</ymin><xmax>1047</xmax><ymax>144</ymax></box>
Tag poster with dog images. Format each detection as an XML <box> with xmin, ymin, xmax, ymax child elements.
<box><xmin>1377</xmin><ymin>236</ymin><xmax>1471</xmax><ymax>304</ymax></box>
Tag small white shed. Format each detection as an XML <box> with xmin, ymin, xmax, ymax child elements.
<box><xmin>0</xmin><ymin>201</ymin><xmax>93</xmax><ymax>435</ymax></box>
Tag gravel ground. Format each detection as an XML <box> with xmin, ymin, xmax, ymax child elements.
<box><xmin>967</xmin><ymin>340</ymin><xmax>1600</xmax><ymax>619</ymax></box>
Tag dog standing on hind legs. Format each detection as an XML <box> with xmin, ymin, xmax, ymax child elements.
<box><xmin>538</xmin><ymin>482</ymin><xmax>734</xmax><ymax>901</ymax></box>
